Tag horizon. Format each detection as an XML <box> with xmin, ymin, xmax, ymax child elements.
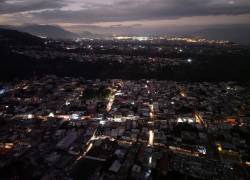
<box><xmin>1</xmin><ymin>23</ymin><xmax>250</xmax><ymax>44</ymax></box>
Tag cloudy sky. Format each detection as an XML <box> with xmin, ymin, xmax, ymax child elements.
<box><xmin>1</xmin><ymin>0</ymin><xmax>250</xmax><ymax>34</ymax></box>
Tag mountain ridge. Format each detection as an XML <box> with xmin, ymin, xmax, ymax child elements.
<box><xmin>0</xmin><ymin>24</ymin><xmax>79</xmax><ymax>40</ymax></box>
<box><xmin>192</xmin><ymin>24</ymin><xmax>250</xmax><ymax>44</ymax></box>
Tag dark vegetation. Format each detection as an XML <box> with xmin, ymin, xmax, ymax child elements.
<box><xmin>82</xmin><ymin>86</ymin><xmax>112</xmax><ymax>100</ymax></box>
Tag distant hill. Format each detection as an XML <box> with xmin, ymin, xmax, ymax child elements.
<box><xmin>0</xmin><ymin>24</ymin><xmax>79</xmax><ymax>40</ymax></box>
<box><xmin>0</xmin><ymin>28</ymin><xmax>43</xmax><ymax>46</ymax></box>
<box><xmin>195</xmin><ymin>24</ymin><xmax>250</xmax><ymax>44</ymax></box>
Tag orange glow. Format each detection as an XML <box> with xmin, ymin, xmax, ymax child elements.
<box><xmin>226</xmin><ymin>118</ymin><xmax>237</xmax><ymax>125</ymax></box>
<box><xmin>180</xmin><ymin>91</ymin><xmax>187</xmax><ymax>97</ymax></box>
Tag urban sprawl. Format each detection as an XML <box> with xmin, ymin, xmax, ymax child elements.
<box><xmin>0</xmin><ymin>76</ymin><xmax>250</xmax><ymax>180</ymax></box>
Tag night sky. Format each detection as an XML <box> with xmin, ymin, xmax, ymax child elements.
<box><xmin>1</xmin><ymin>0</ymin><xmax>250</xmax><ymax>34</ymax></box>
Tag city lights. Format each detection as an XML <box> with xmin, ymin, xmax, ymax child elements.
<box><xmin>0</xmin><ymin>77</ymin><xmax>249</xmax><ymax>179</ymax></box>
<box><xmin>217</xmin><ymin>144</ymin><xmax>223</xmax><ymax>152</ymax></box>
<box><xmin>0</xmin><ymin>19</ymin><xmax>248</xmax><ymax>179</ymax></box>
<box><xmin>27</xmin><ymin>114</ymin><xmax>33</xmax><ymax>119</ymax></box>
<box><xmin>48</xmin><ymin>112</ymin><xmax>54</xmax><ymax>118</ymax></box>
<box><xmin>0</xmin><ymin>89</ymin><xmax>5</xmax><ymax>95</ymax></box>
<box><xmin>148</xmin><ymin>130</ymin><xmax>154</xmax><ymax>146</ymax></box>
<box><xmin>180</xmin><ymin>91</ymin><xmax>187</xmax><ymax>97</ymax></box>
<box><xmin>0</xmin><ymin>0</ymin><xmax>249</xmax><ymax>178</ymax></box>
<box><xmin>148</xmin><ymin>156</ymin><xmax>152</xmax><ymax>165</ymax></box>
<box><xmin>197</xmin><ymin>146</ymin><xmax>207</xmax><ymax>155</ymax></box>
<box><xmin>177</xmin><ymin>117</ymin><xmax>195</xmax><ymax>123</ymax></box>
<box><xmin>100</xmin><ymin>120</ymin><xmax>106</xmax><ymax>125</ymax></box>
<box><xmin>65</xmin><ymin>101</ymin><xmax>70</xmax><ymax>106</ymax></box>
<box><xmin>107</xmin><ymin>95</ymin><xmax>115</xmax><ymax>112</ymax></box>
<box><xmin>71</xmin><ymin>114</ymin><xmax>80</xmax><ymax>120</ymax></box>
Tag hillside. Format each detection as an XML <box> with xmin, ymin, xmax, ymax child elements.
<box><xmin>0</xmin><ymin>28</ymin><xmax>44</xmax><ymax>46</ymax></box>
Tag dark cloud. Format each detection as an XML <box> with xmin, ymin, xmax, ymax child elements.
<box><xmin>28</xmin><ymin>0</ymin><xmax>250</xmax><ymax>23</ymax></box>
<box><xmin>0</xmin><ymin>0</ymin><xmax>65</xmax><ymax>14</ymax></box>
<box><xmin>1</xmin><ymin>0</ymin><xmax>250</xmax><ymax>24</ymax></box>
